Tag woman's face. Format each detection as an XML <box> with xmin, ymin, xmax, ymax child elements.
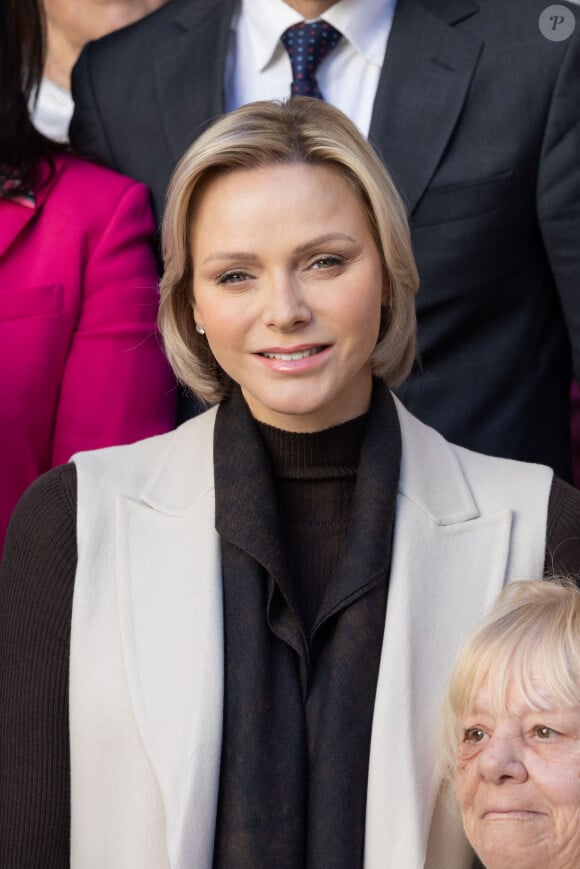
<box><xmin>456</xmin><ymin>672</ymin><xmax>580</xmax><ymax>869</ymax></box>
<box><xmin>190</xmin><ymin>162</ymin><xmax>385</xmax><ymax>432</ymax></box>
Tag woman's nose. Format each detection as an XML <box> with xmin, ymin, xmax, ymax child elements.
<box><xmin>476</xmin><ymin>732</ymin><xmax>528</xmax><ymax>785</ymax></box>
<box><xmin>262</xmin><ymin>274</ymin><xmax>312</xmax><ymax>330</ymax></box>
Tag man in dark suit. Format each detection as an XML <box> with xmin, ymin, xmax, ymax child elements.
<box><xmin>70</xmin><ymin>0</ymin><xmax>580</xmax><ymax>480</ymax></box>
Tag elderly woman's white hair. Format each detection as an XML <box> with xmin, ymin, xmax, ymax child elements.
<box><xmin>158</xmin><ymin>97</ymin><xmax>419</xmax><ymax>404</ymax></box>
<box><xmin>440</xmin><ymin>577</ymin><xmax>580</xmax><ymax>782</ymax></box>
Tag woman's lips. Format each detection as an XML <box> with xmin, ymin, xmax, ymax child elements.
<box><xmin>254</xmin><ymin>344</ymin><xmax>331</xmax><ymax>371</ymax></box>
<box><xmin>260</xmin><ymin>346</ymin><xmax>325</xmax><ymax>361</ymax></box>
<box><xmin>482</xmin><ymin>809</ymin><xmax>544</xmax><ymax>820</ymax></box>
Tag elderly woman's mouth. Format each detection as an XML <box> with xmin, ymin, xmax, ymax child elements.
<box><xmin>482</xmin><ymin>809</ymin><xmax>545</xmax><ymax>820</ymax></box>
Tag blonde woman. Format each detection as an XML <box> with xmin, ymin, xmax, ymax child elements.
<box><xmin>2</xmin><ymin>99</ymin><xmax>580</xmax><ymax>869</ymax></box>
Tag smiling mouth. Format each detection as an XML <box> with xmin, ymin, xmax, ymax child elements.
<box><xmin>259</xmin><ymin>347</ymin><xmax>327</xmax><ymax>361</ymax></box>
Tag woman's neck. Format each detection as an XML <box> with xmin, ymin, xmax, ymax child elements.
<box><xmin>43</xmin><ymin>0</ymin><xmax>167</xmax><ymax>91</ymax></box>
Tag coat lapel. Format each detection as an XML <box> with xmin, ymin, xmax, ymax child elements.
<box><xmin>153</xmin><ymin>0</ymin><xmax>236</xmax><ymax>165</ymax></box>
<box><xmin>369</xmin><ymin>0</ymin><xmax>482</xmax><ymax>214</ymax></box>
<box><xmin>115</xmin><ymin>407</ymin><xmax>224</xmax><ymax>869</ymax></box>
<box><xmin>364</xmin><ymin>398</ymin><xmax>510</xmax><ymax>869</ymax></box>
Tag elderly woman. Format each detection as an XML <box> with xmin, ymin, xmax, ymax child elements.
<box><xmin>441</xmin><ymin>579</ymin><xmax>580</xmax><ymax>869</ymax></box>
<box><xmin>1</xmin><ymin>98</ymin><xmax>580</xmax><ymax>869</ymax></box>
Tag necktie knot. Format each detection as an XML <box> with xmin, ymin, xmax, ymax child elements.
<box><xmin>281</xmin><ymin>20</ymin><xmax>342</xmax><ymax>100</ymax></box>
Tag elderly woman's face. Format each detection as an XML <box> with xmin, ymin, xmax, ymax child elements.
<box><xmin>190</xmin><ymin>162</ymin><xmax>385</xmax><ymax>431</ymax></box>
<box><xmin>456</xmin><ymin>673</ymin><xmax>580</xmax><ymax>869</ymax></box>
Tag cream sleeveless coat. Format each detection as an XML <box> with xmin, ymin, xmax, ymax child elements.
<box><xmin>70</xmin><ymin>396</ymin><xmax>553</xmax><ymax>869</ymax></box>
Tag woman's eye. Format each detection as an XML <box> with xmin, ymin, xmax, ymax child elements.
<box><xmin>534</xmin><ymin>725</ymin><xmax>558</xmax><ymax>739</ymax></box>
<box><xmin>217</xmin><ymin>270</ymin><xmax>251</xmax><ymax>285</ymax></box>
<box><xmin>463</xmin><ymin>728</ymin><xmax>487</xmax><ymax>744</ymax></box>
<box><xmin>310</xmin><ymin>255</ymin><xmax>344</xmax><ymax>269</ymax></box>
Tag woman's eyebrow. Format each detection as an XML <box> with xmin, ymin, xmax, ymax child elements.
<box><xmin>202</xmin><ymin>252</ymin><xmax>261</xmax><ymax>265</ymax></box>
<box><xmin>293</xmin><ymin>233</ymin><xmax>357</xmax><ymax>256</ymax></box>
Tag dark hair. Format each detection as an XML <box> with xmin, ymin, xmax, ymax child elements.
<box><xmin>0</xmin><ymin>0</ymin><xmax>62</xmax><ymax>193</ymax></box>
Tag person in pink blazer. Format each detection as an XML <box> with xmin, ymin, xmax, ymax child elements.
<box><xmin>0</xmin><ymin>0</ymin><xmax>176</xmax><ymax>554</ymax></box>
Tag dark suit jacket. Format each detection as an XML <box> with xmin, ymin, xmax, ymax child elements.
<box><xmin>70</xmin><ymin>0</ymin><xmax>580</xmax><ymax>479</ymax></box>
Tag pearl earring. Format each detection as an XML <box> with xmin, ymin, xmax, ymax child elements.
<box><xmin>196</xmin><ymin>324</ymin><xmax>205</xmax><ymax>335</ymax></box>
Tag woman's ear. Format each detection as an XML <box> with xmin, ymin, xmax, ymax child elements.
<box><xmin>192</xmin><ymin>299</ymin><xmax>206</xmax><ymax>335</ymax></box>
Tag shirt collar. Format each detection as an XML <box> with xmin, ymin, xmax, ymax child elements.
<box><xmin>239</xmin><ymin>0</ymin><xmax>397</xmax><ymax>73</ymax></box>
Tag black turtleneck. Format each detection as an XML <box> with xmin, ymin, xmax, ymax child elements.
<box><xmin>257</xmin><ymin>412</ymin><xmax>368</xmax><ymax>636</ymax></box>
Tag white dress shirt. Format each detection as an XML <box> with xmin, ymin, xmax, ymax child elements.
<box><xmin>225</xmin><ymin>0</ymin><xmax>398</xmax><ymax>136</ymax></box>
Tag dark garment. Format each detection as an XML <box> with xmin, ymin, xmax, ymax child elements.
<box><xmin>257</xmin><ymin>411</ymin><xmax>368</xmax><ymax>637</ymax></box>
<box><xmin>0</xmin><ymin>466</ymin><xmax>76</xmax><ymax>867</ymax></box>
<box><xmin>212</xmin><ymin>385</ymin><xmax>400</xmax><ymax>868</ymax></box>
<box><xmin>2</xmin><ymin>401</ymin><xmax>580</xmax><ymax>866</ymax></box>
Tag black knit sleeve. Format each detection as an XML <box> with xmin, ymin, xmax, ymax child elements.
<box><xmin>0</xmin><ymin>464</ymin><xmax>77</xmax><ymax>868</ymax></box>
<box><xmin>544</xmin><ymin>476</ymin><xmax>580</xmax><ymax>582</ymax></box>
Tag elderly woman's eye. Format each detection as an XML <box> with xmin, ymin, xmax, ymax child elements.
<box><xmin>463</xmin><ymin>727</ymin><xmax>487</xmax><ymax>743</ymax></box>
<box><xmin>534</xmin><ymin>725</ymin><xmax>558</xmax><ymax>739</ymax></box>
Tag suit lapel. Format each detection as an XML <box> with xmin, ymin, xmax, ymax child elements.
<box><xmin>364</xmin><ymin>398</ymin><xmax>510</xmax><ymax>869</ymax></box>
<box><xmin>115</xmin><ymin>408</ymin><xmax>224</xmax><ymax>869</ymax></box>
<box><xmin>369</xmin><ymin>0</ymin><xmax>482</xmax><ymax>213</ymax></box>
<box><xmin>153</xmin><ymin>0</ymin><xmax>236</xmax><ymax>164</ymax></box>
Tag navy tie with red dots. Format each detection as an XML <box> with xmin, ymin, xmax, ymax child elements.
<box><xmin>281</xmin><ymin>20</ymin><xmax>342</xmax><ymax>100</ymax></box>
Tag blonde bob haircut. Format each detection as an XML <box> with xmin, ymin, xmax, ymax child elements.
<box><xmin>159</xmin><ymin>97</ymin><xmax>419</xmax><ymax>404</ymax></box>
<box><xmin>440</xmin><ymin>578</ymin><xmax>580</xmax><ymax>783</ymax></box>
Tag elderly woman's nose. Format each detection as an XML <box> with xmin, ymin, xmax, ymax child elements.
<box><xmin>476</xmin><ymin>732</ymin><xmax>528</xmax><ymax>784</ymax></box>
<box><xmin>262</xmin><ymin>274</ymin><xmax>312</xmax><ymax>330</ymax></box>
